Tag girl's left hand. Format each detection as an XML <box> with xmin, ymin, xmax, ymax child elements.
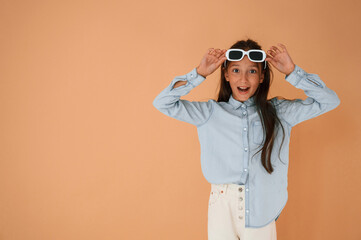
<box><xmin>265</xmin><ymin>43</ymin><xmax>295</xmax><ymax>76</ymax></box>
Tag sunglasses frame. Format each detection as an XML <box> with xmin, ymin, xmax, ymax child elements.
<box><xmin>224</xmin><ymin>49</ymin><xmax>267</xmax><ymax>69</ymax></box>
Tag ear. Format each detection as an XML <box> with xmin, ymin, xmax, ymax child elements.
<box><xmin>224</xmin><ymin>68</ymin><xmax>229</xmax><ymax>81</ymax></box>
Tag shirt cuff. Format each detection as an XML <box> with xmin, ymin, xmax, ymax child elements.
<box><xmin>285</xmin><ymin>64</ymin><xmax>306</xmax><ymax>87</ymax></box>
<box><xmin>186</xmin><ymin>67</ymin><xmax>206</xmax><ymax>88</ymax></box>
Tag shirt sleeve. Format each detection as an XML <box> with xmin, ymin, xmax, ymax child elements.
<box><xmin>152</xmin><ymin>67</ymin><xmax>214</xmax><ymax>127</ymax></box>
<box><xmin>274</xmin><ymin>64</ymin><xmax>341</xmax><ymax>127</ymax></box>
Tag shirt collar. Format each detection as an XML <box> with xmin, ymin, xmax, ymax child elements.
<box><xmin>228</xmin><ymin>94</ymin><xmax>256</xmax><ymax>109</ymax></box>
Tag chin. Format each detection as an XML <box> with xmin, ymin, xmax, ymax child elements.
<box><xmin>237</xmin><ymin>93</ymin><xmax>251</xmax><ymax>99</ymax></box>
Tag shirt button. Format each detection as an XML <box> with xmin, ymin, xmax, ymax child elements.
<box><xmin>239</xmin><ymin>197</ymin><xmax>243</xmax><ymax>201</ymax></box>
<box><xmin>242</xmin><ymin>111</ymin><xmax>247</xmax><ymax>115</ymax></box>
<box><xmin>246</xmin><ymin>210</ymin><xmax>249</xmax><ymax>214</ymax></box>
<box><xmin>239</xmin><ymin>187</ymin><xmax>243</xmax><ymax>192</ymax></box>
<box><xmin>244</xmin><ymin>147</ymin><xmax>248</xmax><ymax>152</ymax></box>
<box><xmin>244</xmin><ymin>168</ymin><xmax>248</xmax><ymax>172</ymax></box>
<box><xmin>246</xmin><ymin>188</ymin><xmax>249</xmax><ymax>192</ymax></box>
<box><xmin>239</xmin><ymin>216</ymin><xmax>243</xmax><ymax>219</ymax></box>
<box><xmin>241</xmin><ymin>104</ymin><xmax>246</xmax><ymax>108</ymax></box>
<box><xmin>243</xmin><ymin>127</ymin><xmax>247</xmax><ymax>131</ymax></box>
<box><xmin>190</xmin><ymin>74</ymin><xmax>193</xmax><ymax>78</ymax></box>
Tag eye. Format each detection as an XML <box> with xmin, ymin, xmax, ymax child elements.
<box><xmin>232</xmin><ymin>68</ymin><xmax>239</xmax><ymax>73</ymax></box>
<box><xmin>250</xmin><ymin>69</ymin><xmax>257</xmax><ymax>73</ymax></box>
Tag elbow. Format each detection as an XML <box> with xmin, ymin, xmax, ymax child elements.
<box><xmin>335</xmin><ymin>96</ymin><xmax>341</xmax><ymax>108</ymax></box>
<box><xmin>333</xmin><ymin>93</ymin><xmax>341</xmax><ymax>109</ymax></box>
<box><xmin>325</xmin><ymin>90</ymin><xmax>341</xmax><ymax>110</ymax></box>
<box><xmin>152</xmin><ymin>95</ymin><xmax>171</xmax><ymax>111</ymax></box>
<box><xmin>152</xmin><ymin>97</ymin><xmax>158</xmax><ymax>108</ymax></box>
<box><xmin>326</xmin><ymin>95</ymin><xmax>341</xmax><ymax>112</ymax></box>
<box><xmin>152</xmin><ymin>96</ymin><xmax>161</xmax><ymax>110</ymax></box>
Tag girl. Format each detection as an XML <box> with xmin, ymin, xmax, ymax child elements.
<box><xmin>152</xmin><ymin>39</ymin><xmax>340</xmax><ymax>240</ymax></box>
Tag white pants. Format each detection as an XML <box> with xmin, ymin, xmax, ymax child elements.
<box><xmin>208</xmin><ymin>183</ymin><xmax>277</xmax><ymax>240</ymax></box>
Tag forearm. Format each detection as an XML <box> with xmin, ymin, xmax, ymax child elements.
<box><xmin>285</xmin><ymin>64</ymin><xmax>340</xmax><ymax>104</ymax></box>
<box><xmin>278</xmin><ymin>64</ymin><xmax>341</xmax><ymax>127</ymax></box>
<box><xmin>153</xmin><ymin>67</ymin><xmax>206</xmax><ymax>110</ymax></box>
<box><xmin>152</xmin><ymin>67</ymin><xmax>212</xmax><ymax>127</ymax></box>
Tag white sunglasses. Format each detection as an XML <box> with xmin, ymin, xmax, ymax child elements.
<box><xmin>224</xmin><ymin>49</ymin><xmax>267</xmax><ymax>69</ymax></box>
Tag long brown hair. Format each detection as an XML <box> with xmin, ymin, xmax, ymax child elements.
<box><xmin>217</xmin><ymin>39</ymin><xmax>286</xmax><ymax>174</ymax></box>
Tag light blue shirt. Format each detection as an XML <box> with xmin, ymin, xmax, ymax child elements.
<box><xmin>152</xmin><ymin>64</ymin><xmax>340</xmax><ymax>228</ymax></box>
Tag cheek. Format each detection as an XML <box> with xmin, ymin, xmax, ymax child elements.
<box><xmin>230</xmin><ymin>82</ymin><xmax>237</xmax><ymax>89</ymax></box>
<box><xmin>249</xmin><ymin>78</ymin><xmax>260</xmax><ymax>86</ymax></box>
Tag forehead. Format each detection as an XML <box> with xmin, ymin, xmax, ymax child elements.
<box><xmin>229</xmin><ymin>60</ymin><xmax>259</xmax><ymax>68</ymax></box>
<box><xmin>229</xmin><ymin>55</ymin><xmax>259</xmax><ymax>67</ymax></box>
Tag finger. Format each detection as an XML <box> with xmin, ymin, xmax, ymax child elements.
<box><xmin>271</xmin><ymin>46</ymin><xmax>281</xmax><ymax>54</ymax></box>
<box><xmin>267</xmin><ymin>49</ymin><xmax>276</xmax><ymax>57</ymax></box>
<box><xmin>215</xmin><ymin>49</ymin><xmax>223</xmax><ymax>58</ymax></box>
<box><xmin>265</xmin><ymin>56</ymin><xmax>276</xmax><ymax>66</ymax></box>
<box><xmin>265</xmin><ymin>53</ymin><xmax>273</xmax><ymax>61</ymax></box>
<box><xmin>216</xmin><ymin>56</ymin><xmax>227</xmax><ymax>66</ymax></box>
<box><xmin>266</xmin><ymin>53</ymin><xmax>273</xmax><ymax>59</ymax></box>
<box><xmin>278</xmin><ymin>43</ymin><xmax>287</xmax><ymax>52</ymax></box>
<box><xmin>213</xmin><ymin>50</ymin><xmax>220</xmax><ymax>57</ymax></box>
<box><xmin>266</xmin><ymin>51</ymin><xmax>277</xmax><ymax>62</ymax></box>
<box><xmin>213</xmin><ymin>48</ymin><xmax>221</xmax><ymax>53</ymax></box>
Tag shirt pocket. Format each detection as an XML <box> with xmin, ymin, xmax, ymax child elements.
<box><xmin>252</xmin><ymin>120</ymin><xmax>264</xmax><ymax>145</ymax></box>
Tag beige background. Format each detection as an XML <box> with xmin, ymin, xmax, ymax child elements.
<box><xmin>1</xmin><ymin>0</ymin><xmax>360</xmax><ymax>239</ymax></box>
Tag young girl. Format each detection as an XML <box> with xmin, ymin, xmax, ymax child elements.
<box><xmin>152</xmin><ymin>39</ymin><xmax>340</xmax><ymax>240</ymax></box>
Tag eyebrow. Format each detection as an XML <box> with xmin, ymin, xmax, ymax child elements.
<box><xmin>231</xmin><ymin>64</ymin><xmax>258</xmax><ymax>68</ymax></box>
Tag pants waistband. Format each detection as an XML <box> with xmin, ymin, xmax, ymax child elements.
<box><xmin>211</xmin><ymin>183</ymin><xmax>245</xmax><ymax>195</ymax></box>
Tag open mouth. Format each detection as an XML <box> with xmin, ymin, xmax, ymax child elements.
<box><xmin>237</xmin><ymin>86</ymin><xmax>250</xmax><ymax>93</ymax></box>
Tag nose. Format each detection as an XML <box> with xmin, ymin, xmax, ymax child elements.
<box><xmin>238</xmin><ymin>72</ymin><xmax>249</xmax><ymax>83</ymax></box>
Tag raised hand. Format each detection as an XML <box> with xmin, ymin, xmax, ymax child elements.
<box><xmin>265</xmin><ymin>43</ymin><xmax>295</xmax><ymax>76</ymax></box>
<box><xmin>196</xmin><ymin>48</ymin><xmax>227</xmax><ymax>78</ymax></box>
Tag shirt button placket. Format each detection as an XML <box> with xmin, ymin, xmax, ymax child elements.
<box><xmin>241</xmin><ymin>104</ymin><xmax>247</xmax><ymax>116</ymax></box>
<box><xmin>240</xmin><ymin>103</ymin><xmax>249</xmax><ymax>226</ymax></box>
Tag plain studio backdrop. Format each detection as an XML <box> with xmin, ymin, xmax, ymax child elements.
<box><xmin>0</xmin><ymin>0</ymin><xmax>360</xmax><ymax>239</ymax></box>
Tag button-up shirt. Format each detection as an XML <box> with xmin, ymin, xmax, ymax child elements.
<box><xmin>152</xmin><ymin>64</ymin><xmax>341</xmax><ymax>228</ymax></box>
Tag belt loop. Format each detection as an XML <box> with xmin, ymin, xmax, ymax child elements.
<box><xmin>223</xmin><ymin>184</ymin><xmax>228</xmax><ymax>194</ymax></box>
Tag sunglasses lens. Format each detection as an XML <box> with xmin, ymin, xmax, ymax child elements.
<box><xmin>249</xmin><ymin>51</ymin><xmax>264</xmax><ymax>61</ymax></box>
<box><xmin>228</xmin><ymin>51</ymin><xmax>243</xmax><ymax>60</ymax></box>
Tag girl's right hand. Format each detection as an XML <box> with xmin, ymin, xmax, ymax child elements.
<box><xmin>196</xmin><ymin>48</ymin><xmax>227</xmax><ymax>78</ymax></box>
